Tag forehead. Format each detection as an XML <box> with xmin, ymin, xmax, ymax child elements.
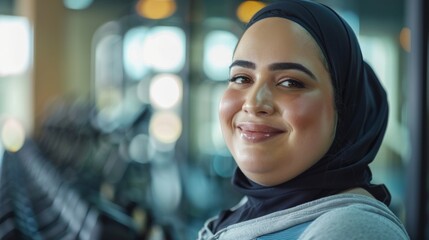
<box><xmin>234</xmin><ymin>17</ymin><xmax>321</xmax><ymax>63</ymax></box>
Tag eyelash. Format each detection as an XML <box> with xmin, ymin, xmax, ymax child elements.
<box><xmin>229</xmin><ymin>76</ymin><xmax>305</xmax><ymax>89</ymax></box>
<box><xmin>229</xmin><ymin>76</ymin><xmax>251</xmax><ymax>84</ymax></box>
<box><xmin>277</xmin><ymin>79</ymin><xmax>305</xmax><ymax>88</ymax></box>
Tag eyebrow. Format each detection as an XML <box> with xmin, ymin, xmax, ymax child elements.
<box><xmin>229</xmin><ymin>60</ymin><xmax>317</xmax><ymax>81</ymax></box>
<box><xmin>229</xmin><ymin>60</ymin><xmax>256</xmax><ymax>69</ymax></box>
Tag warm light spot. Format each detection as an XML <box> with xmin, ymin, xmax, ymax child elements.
<box><xmin>136</xmin><ymin>0</ymin><xmax>176</xmax><ymax>20</ymax></box>
<box><xmin>1</xmin><ymin>118</ymin><xmax>25</xmax><ymax>152</ymax></box>
<box><xmin>236</xmin><ymin>1</ymin><xmax>266</xmax><ymax>23</ymax></box>
<box><xmin>149</xmin><ymin>111</ymin><xmax>182</xmax><ymax>144</ymax></box>
<box><xmin>399</xmin><ymin>27</ymin><xmax>411</xmax><ymax>52</ymax></box>
<box><xmin>149</xmin><ymin>74</ymin><xmax>182</xmax><ymax>109</ymax></box>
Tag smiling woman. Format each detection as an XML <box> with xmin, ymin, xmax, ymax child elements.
<box><xmin>222</xmin><ymin>17</ymin><xmax>336</xmax><ymax>187</ymax></box>
<box><xmin>197</xmin><ymin>1</ymin><xmax>409</xmax><ymax>239</ymax></box>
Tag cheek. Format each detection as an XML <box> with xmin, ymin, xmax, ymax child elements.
<box><xmin>219</xmin><ymin>89</ymin><xmax>242</xmax><ymax>134</ymax></box>
<box><xmin>283</xmin><ymin>93</ymin><xmax>336</xmax><ymax>135</ymax></box>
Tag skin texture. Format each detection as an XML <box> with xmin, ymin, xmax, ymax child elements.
<box><xmin>219</xmin><ymin>18</ymin><xmax>337</xmax><ymax>186</ymax></box>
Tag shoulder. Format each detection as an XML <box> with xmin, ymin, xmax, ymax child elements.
<box><xmin>299</xmin><ymin>198</ymin><xmax>409</xmax><ymax>240</ymax></box>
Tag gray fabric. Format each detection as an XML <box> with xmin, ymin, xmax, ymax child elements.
<box><xmin>197</xmin><ymin>194</ymin><xmax>409</xmax><ymax>240</ymax></box>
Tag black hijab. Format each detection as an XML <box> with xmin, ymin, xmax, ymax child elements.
<box><xmin>212</xmin><ymin>0</ymin><xmax>390</xmax><ymax>232</ymax></box>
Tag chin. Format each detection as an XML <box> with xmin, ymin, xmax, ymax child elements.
<box><xmin>240</xmin><ymin>171</ymin><xmax>286</xmax><ymax>187</ymax></box>
<box><xmin>236</xmin><ymin>160</ymin><xmax>277</xmax><ymax>177</ymax></box>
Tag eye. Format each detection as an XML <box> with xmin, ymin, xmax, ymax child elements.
<box><xmin>229</xmin><ymin>75</ymin><xmax>252</xmax><ymax>84</ymax></box>
<box><xmin>278</xmin><ymin>79</ymin><xmax>305</xmax><ymax>88</ymax></box>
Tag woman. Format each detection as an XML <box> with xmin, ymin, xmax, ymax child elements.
<box><xmin>197</xmin><ymin>0</ymin><xmax>409</xmax><ymax>239</ymax></box>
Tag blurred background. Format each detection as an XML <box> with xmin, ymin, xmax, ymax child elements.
<box><xmin>0</xmin><ymin>0</ymin><xmax>427</xmax><ymax>239</ymax></box>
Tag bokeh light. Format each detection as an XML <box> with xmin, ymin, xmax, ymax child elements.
<box><xmin>63</xmin><ymin>0</ymin><xmax>93</xmax><ymax>10</ymax></box>
<box><xmin>136</xmin><ymin>0</ymin><xmax>177</xmax><ymax>20</ymax></box>
<box><xmin>203</xmin><ymin>30</ymin><xmax>238</xmax><ymax>81</ymax></box>
<box><xmin>236</xmin><ymin>1</ymin><xmax>266</xmax><ymax>23</ymax></box>
<box><xmin>0</xmin><ymin>16</ymin><xmax>31</xmax><ymax>77</ymax></box>
<box><xmin>149</xmin><ymin>111</ymin><xmax>182</xmax><ymax>145</ymax></box>
<box><xmin>141</xmin><ymin>26</ymin><xmax>185</xmax><ymax>72</ymax></box>
<box><xmin>149</xmin><ymin>74</ymin><xmax>182</xmax><ymax>109</ymax></box>
<box><xmin>1</xmin><ymin>118</ymin><xmax>26</xmax><ymax>152</ymax></box>
<box><xmin>399</xmin><ymin>27</ymin><xmax>411</xmax><ymax>52</ymax></box>
<box><xmin>123</xmin><ymin>26</ymin><xmax>150</xmax><ymax>80</ymax></box>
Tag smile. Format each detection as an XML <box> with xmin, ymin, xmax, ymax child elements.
<box><xmin>237</xmin><ymin>123</ymin><xmax>285</xmax><ymax>143</ymax></box>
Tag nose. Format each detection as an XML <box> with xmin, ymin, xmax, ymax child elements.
<box><xmin>242</xmin><ymin>83</ymin><xmax>274</xmax><ymax>116</ymax></box>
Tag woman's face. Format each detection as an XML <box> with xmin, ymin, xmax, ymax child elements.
<box><xmin>219</xmin><ymin>18</ymin><xmax>337</xmax><ymax>186</ymax></box>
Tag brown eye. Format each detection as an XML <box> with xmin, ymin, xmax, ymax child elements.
<box><xmin>278</xmin><ymin>79</ymin><xmax>305</xmax><ymax>88</ymax></box>
<box><xmin>229</xmin><ymin>76</ymin><xmax>252</xmax><ymax>84</ymax></box>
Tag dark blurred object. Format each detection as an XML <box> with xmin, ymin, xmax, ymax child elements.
<box><xmin>0</xmin><ymin>148</ymin><xmax>139</xmax><ymax>239</ymax></box>
<box><xmin>0</xmin><ymin>100</ymin><xmax>175</xmax><ymax>239</ymax></box>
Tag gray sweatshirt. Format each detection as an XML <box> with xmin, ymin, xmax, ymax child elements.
<box><xmin>197</xmin><ymin>194</ymin><xmax>409</xmax><ymax>240</ymax></box>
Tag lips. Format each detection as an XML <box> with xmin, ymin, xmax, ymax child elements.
<box><xmin>236</xmin><ymin>122</ymin><xmax>285</xmax><ymax>143</ymax></box>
